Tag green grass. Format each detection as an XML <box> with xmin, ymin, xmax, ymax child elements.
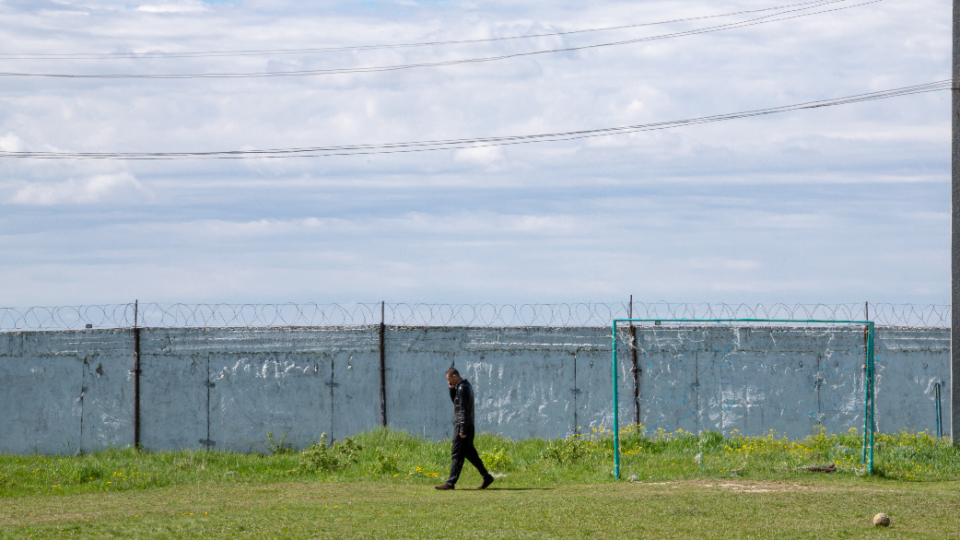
<box><xmin>3</xmin><ymin>427</ymin><xmax>957</xmax><ymax>498</ymax></box>
<box><xmin>3</xmin><ymin>477</ymin><xmax>959</xmax><ymax>538</ymax></box>
<box><xmin>1</xmin><ymin>428</ymin><xmax>958</xmax><ymax>538</ymax></box>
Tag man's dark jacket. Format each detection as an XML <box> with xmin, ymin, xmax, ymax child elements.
<box><xmin>449</xmin><ymin>379</ymin><xmax>476</xmax><ymax>432</ymax></box>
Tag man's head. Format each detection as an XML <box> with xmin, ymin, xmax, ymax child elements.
<box><xmin>446</xmin><ymin>367</ymin><xmax>462</xmax><ymax>387</ymax></box>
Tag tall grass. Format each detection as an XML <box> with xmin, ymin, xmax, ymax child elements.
<box><xmin>1</xmin><ymin>427</ymin><xmax>957</xmax><ymax>497</ymax></box>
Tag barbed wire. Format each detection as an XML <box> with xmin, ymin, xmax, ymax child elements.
<box><xmin>0</xmin><ymin>302</ymin><xmax>950</xmax><ymax>332</ymax></box>
<box><xmin>138</xmin><ymin>303</ymin><xmax>384</xmax><ymax>328</ymax></box>
<box><xmin>387</xmin><ymin>303</ymin><xmax>630</xmax><ymax>327</ymax></box>
<box><xmin>622</xmin><ymin>302</ymin><xmax>951</xmax><ymax>328</ymax></box>
<box><xmin>0</xmin><ymin>304</ymin><xmax>137</xmax><ymax>332</ymax></box>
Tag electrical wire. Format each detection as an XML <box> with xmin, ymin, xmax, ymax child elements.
<box><xmin>0</xmin><ymin>0</ymin><xmax>882</xmax><ymax>79</ymax></box>
<box><xmin>0</xmin><ymin>0</ymin><xmax>846</xmax><ymax>60</ymax></box>
<box><xmin>1</xmin><ymin>80</ymin><xmax>950</xmax><ymax>160</ymax></box>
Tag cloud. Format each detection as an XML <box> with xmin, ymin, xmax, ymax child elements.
<box><xmin>454</xmin><ymin>145</ymin><xmax>504</xmax><ymax>164</ymax></box>
<box><xmin>0</xmin><ymin>133</ymin><xmax>23</xmax><ymax>152</ymax></box>
<box><xmin>0</xmin><ymin>0</ymin><xmax>950</xmax><ymax>305</ymax></box>
<box><xmin>687</xmin><ymin>258</ymin><xmax>759</xmax><ymax>271</ymax></box>
<box><xmin>9</xmin><ymin>173</ymin><xmax>152</xmax><ymax>205</ymax></box>
<box><xmin>137</xmin><ymin>1</ymin><xmax>208</xmax><ymax>13</ymax></box>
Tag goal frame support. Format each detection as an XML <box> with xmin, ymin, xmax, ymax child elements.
<box><xmin>610</xmin><ymin>318</ymin><xmax>876</xmax><ymax>479</ymax></box>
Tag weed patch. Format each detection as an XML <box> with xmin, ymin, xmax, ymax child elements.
<box><xmin>297</xmin><ymin>434</ymin><xmax>362</xmax><ymax>473</ymax></box>
<box><xmin>0</xmin><ymin>427</ymin><xmax>957</xmax><ymax>499</ymax></box>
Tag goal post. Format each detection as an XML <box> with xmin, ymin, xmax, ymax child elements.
<box><xmin>611</xmin><ymin>318</ymin><xmax>876</xmax><ymax>479</ymax></box>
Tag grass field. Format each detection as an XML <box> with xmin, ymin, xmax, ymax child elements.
<box><xmin>2</xmin><ymin>428</ymin><xmax>958</xmax><ymax>538</ymax></box>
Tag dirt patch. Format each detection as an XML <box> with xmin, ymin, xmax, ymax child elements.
<box><xmin>718</xmin><ymin>483</ymin><xmax>772</xmax><ymax>493</ymax></box>
<box><xmin>630</xmin><ymin>479</ymin><xmax>903</xmax><ymax>494</ymax></box>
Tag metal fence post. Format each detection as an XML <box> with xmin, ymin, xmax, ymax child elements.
<box><xmin>612</xmin><ymin>319</ymin><xmax>620</xmax><ymax>480</ymax></box>
<box><xmin>379</xmin><ymin>301</ymin><xmax>387</xmax><ymax>428</ymax></box>
<box><xmin>629</xmin><ymin>296</ymin><xmax>640</xmax><ymax>428</ymax></box>
<box><xmin>936</xmin><ymin>382</ymin><xmax>944</xmax><ymax>440</ymax></box>
<box><xmin>860</xmin><ymin>322</ymin><xmax>876</xmax><ymax>473</ymax></box>
<box><xmin>133</xmin><ymin>299</ymin><xmax>141</xmax><ymax>449</ymax></box>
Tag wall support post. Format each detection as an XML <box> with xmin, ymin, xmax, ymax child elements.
<box><xmin>936</xmin><ymin>382</ymin><xmax>944</xmax><ymax>440</ymax></box>
<box><xmin>629</xmin><ymin>296</ymin><xmax>640</xmax><ymax>428</ymax></box>
<box><xmin>612</xmin><ymin>319</ymin><xmax>620</xmax><ymax>479</ymax></box>
<box><xmin>379</xmin><ymin>301</ymin><xmax>387</xmax><ymax>428</ymax></box>
<box><xmin>133</xmin><ymin>299</ymin><xmax>141</xmax><ymax>449</ymax></box>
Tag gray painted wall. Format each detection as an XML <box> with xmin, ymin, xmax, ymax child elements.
<box><xmin>0</xmin><ymin>326</ymin><xmax>949</xmax><ymax>455</ymax></box>
<box><xmin>0</xmin><ymin>329</ymin><xmax>135</xmax><ymax>455</ymax></box>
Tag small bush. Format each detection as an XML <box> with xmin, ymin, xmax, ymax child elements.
<box><xmin>371</xmin><ymin>446</ymin><xmax>402</xmax><ymax>474</ymax></box>
<box><xmin>298</xmin><ymin>434</ymin><xmax>363</xmax><ymax>473</ymax></box>
<box><xmin>267</xmin><ymin>432</ymin><xmax>294</xmax><ymax>455</ymax></box>
<box><xmin>336</xmin><ymin>437</ymin><xmax>363</xmax><ymax>465</ymax></box>
<box><xmin>697</xmin><ymin>431</ymin><xmax>724</xmax><ymax>451</ymax></box>
<box><xmin>0</xmin><ymin>472</ymin><xmax>15</xmax><ymax>487</ymax></box>
<box><xmin>481</xmin><ymin>447</ymin><xmax>511</xmax><ymax>471</ymax></box>
<box><xmin>544</xmin><ymin>436</ymin><xmax>590</xmax><ymax>463</ymax></box>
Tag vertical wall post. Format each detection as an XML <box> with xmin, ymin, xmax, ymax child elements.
<box><xmin>629</xmin><ymin>296</ymin><xmax>640</xmax><ymax>428</ymax></box>
<box><xmin>860</xmin><ymin>322</ymin><xmax>877</xmax><ymax>472</ymax></box>
<box><xmin>936</xmin><ymin>382</ymin><xmax>944</xmax><ymax>440</ymax></box>
<box><xmin>133</xmin><ymin>299</ymin><xmax>141</xmax><ymax>449</ymax></box>
<box><xmin>612</xmin><ymin>319</ymin><xmax>620</xmax><ymax>479</ymax></box>
<box><xmin>379</xmin><ymin>301</ymin><xmax>387</xmax><ymax>428</ymax></box>
<box><xmin>861</xmin><ymin>321</ymin><xmax>871</xmax><ymax>467</ymax></box>
<box><xmin>953</xmin><ymin>0</ymin><xmax>960</xmax><ymax>445</ymax></box>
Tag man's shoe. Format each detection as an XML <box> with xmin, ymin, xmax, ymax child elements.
<box><xmin>478</xmin><ymin>475</ymin><xmax>494</xmax><ymax>490</ymax></box>
<box><xmin>434</xmin><ymin>484</ymin><xmax>455</xmax><ymax>490</ymax></box>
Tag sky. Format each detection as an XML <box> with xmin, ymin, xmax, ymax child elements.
<box><xmin>0</xmin><ymin>0</ymin><xmax>952</xmax><ymax>307</ymax></box>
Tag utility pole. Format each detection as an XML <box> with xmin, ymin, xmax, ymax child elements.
<box><xmin>952</xmin><ymin>0</ymin><xmax>960</xmax><ymax>444</ymax></box>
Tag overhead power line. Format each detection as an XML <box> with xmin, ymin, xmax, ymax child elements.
<box><xmin>0</xmin><ymin>0</ymin><xmax>847</xmax><ymax>60</ymax></box>
<box><xmin>0</xmin><ymin>0</ymin><xmax>881</xmax><ymax>79</ymax></box>
<box><xmin>1</xmin><ymin>80</ymin><xmax>950</xmax><ymax>161</ymax></box>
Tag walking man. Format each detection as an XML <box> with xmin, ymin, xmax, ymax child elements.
<box><xmin>436</xmin><ymin>367</ymin><xmax>494</xmax><ymax>490</ymax></box>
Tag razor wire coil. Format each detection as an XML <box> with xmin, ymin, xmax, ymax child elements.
<box><xmin>0</xmin><ymin>302</ymin><xmax>949</xmax><ymax>332</ymax></box>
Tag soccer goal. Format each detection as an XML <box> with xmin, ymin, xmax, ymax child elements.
<box><xmin>610</xmin><ymin>318</ymin><xmax>876</xmax><ymax>479</ymax></box>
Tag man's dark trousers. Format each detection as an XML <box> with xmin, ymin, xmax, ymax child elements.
<box><xmin>445</xmin><ymin>426</ymin><xmax>489</xmax><ymax>486</ymax></box>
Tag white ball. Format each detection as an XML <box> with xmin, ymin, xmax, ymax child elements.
<box><xmin>873</xmin><ymin>513</ymin><xmax>890</xmax><ymax>527</ymax></box>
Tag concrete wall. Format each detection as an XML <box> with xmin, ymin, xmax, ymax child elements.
<box><xmin>875</xmin><ymin>328</ymin><xmax>951</xmax><ymax>435</ymax></box>
<box><xmin>386</xmin><ymin>327</ymin><xmax>619</xmax><ymax>441</ymax></box>
<box><xmin>139</xmin><ymin>327</ymin><xmax>380</xmax><ymax>453</ymax></box>
<box><xmin>0</xmin><ymin>330</ymin><xmax>134</xmax><ymax>455</ymax></box>
<box><xmin>0</xmin><ymin>325</ymin><xmax>950</xmax><ymax>454</ymax></box>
